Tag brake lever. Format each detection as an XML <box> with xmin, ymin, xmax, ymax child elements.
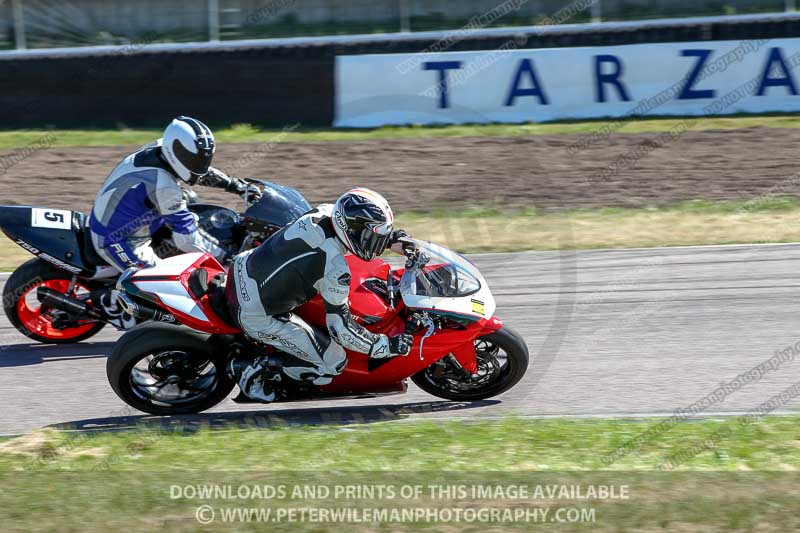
<box><xmin>417</xmin><ymin>315</ymin><xmax>436</xmax><ymax>361</ymax></box>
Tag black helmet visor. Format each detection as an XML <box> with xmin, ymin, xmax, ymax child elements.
<box><xmin>356</xmin><ymin>226</ymin><xmax>392</xmax><ymax>261</ymax></box>
<box><xmin>172</xmin><ymin>138</ymin><xmax>214</xmax><ymax>177</ymax></box>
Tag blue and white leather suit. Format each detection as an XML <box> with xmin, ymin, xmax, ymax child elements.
<box><xmin>89</xmin><ymin>141</ymin><xmax>226</xmax><ymax>271</ymax></box>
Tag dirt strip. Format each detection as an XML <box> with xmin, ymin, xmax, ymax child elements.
<box><xmin>0</xmin><ymin>126</ymin><xmax>796</xmax><ymax>213</ymax></box>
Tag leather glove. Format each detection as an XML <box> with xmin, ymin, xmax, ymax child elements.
<box><xmin>388</xmin><ymin>333</ymin><xmax>413</xmax><ymax>356</ymax></box>
<box><xmin>390</xmin><ymin>229</ymin><xmax>409</xmax><ymax>244</ymax></box>
<box><xmin>404</xmin><ymin>247</ymin><xmax>423</xmax><ymax>270</ymax></box>
<box><xmin>206</xmin><ymin>168</ymin><xmax>262</xmax><ymax>204</ymax></box>
<box><xmin>238</xmin><ymin>183</ymin><xmax>262</xmax><ymax>204</ymax></box>
<box><xmin>389</xmin><ymin>229</ymin><xmax>419</xmax><ymax>261</ymax></box>
<box><xmin>204</xmin><ymin>167</ymin><xmax>232</xmax><ymax>188</ymax></box>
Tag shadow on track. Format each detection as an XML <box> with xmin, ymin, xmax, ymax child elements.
<box><xmin>0</xmin><ymin>342</ymin><xmax>113</xmax><ymax>368</ymax></box>
<box><xmin>50</xmin><ymin>400</ymin><xmax>500</xmax><ymax>433</ymax></box>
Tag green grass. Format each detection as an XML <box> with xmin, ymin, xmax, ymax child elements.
<box><xmin>3</xmin><ymin>416</ymin><xmax>800</xmax><ymax>472</ymax></box>
<box><xmin>398</xmin><ymin>197</ymin><xmax>800</xmax><ymax>253</ymax></box>
<box><xmin>1</xmin><ymin>416</ymin><xmax>799</xmax><ymax>530</ymax></box>
<box><xmin>1</xmin><ymin>114</ymin><xmax>800</xmax><ymax>149</ymax></box>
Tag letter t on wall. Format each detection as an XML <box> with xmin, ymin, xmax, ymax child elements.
<box><xmin>423</xmin><ymin>61</ymin><xmax>463</xmax><ymax>108</ymax></box>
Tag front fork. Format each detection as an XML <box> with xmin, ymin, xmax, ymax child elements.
<box><xmin>404</xmin><ymin>313</ymin><xmax>503</xmax><ymax>375</ymax></box>
<box><xmin>441</xmin><ymin>316</ymin><xmax>504</xmax><ymax>375</ymax></box>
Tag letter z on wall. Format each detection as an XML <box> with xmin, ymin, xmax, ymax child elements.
<box><xmin>334</xmin><ymin>38</ymin><xmax>797</xmax><ymax>127</ymax></box>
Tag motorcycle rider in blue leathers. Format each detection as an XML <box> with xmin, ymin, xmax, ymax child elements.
<box><xmin>89</xmin><ymin>116</ymin><xmax>260</xmax><ymax>323</ymax></box>
<box><xmin>90</xmin><ymin>116</ymin><xmax>261</xmax><ymax>271</ymax></box>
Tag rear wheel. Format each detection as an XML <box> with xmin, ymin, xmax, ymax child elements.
<box><xmin>3</xmin><ymin>258</ymin><xmax>106</xmax><ymax>344</ymax></box>
<box><xmin>411</xmin><ymin>326</ymin><xmax>529</xmax><ymax>401</ymax></box>
<box><xmin>107</xmin><ymin>323</ymin><xmax>235</xmax><ymax>415</ymax></box>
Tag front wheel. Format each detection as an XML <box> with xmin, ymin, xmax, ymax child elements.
<box><xmin>411</xmin><ymin>326</ymin><xmax>529</xmax><ymax>401</ymax></box>
<box><xmin>107</xmin><ymin>323</ymin><xmax>235</xmax><ymax>415</ymax></box>
<box><xmin>3</xmin><ymin>258</ymin><xmax>106</xmax><ymax>344</ymax></box>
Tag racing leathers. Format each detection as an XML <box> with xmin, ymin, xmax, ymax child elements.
<box><xmin>229</xmin><ymin>204</ymin><xmax>409</xmax><ymax>390</ymax></box>
<box><xmin>89</xmin><ymin>141</ymin><xmax>252</xmax><ymax>272</ymax></box>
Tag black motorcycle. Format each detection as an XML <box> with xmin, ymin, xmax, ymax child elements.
<box><xmin>0</xmin><ymin>180</ymin><xmax>310</xmax><ymax>344</ymax></box>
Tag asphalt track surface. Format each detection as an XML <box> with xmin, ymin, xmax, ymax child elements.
<box><xmin>1</xmin><ymin>243</ymin><xmax>799</xmax><ymax>435</ymax></box>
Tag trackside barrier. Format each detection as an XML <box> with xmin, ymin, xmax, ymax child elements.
<box><xmin>0</xmin><ymin>13</ymin><xmax>799</xmax><ymax>128</ymax></box>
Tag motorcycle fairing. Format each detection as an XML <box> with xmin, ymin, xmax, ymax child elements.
<box><xmin>298</xmin><ymin>255</ymin><xmax>504</xmax><ymax>393</ymax></box>
<box><xmin>0</xmin><ymin>202</ymin><xmax>246</xmax><ymax>279</ymax></box>
<box><xmin>118</xmin><ymin>248</ymin><xmax>504</xmax><ymax>395</ymax></box>
<box><xmin>184</xmin><ymin>203</ymin><xmax>241</xmax><ymax>245</ymax></box>
<box><xmin>243</xmin><ymin>180</ymin><xmax>312</xmax><ymax>235</ymax></box>
<box><xmin>320</xmin><ymin>316</ymin><xmax>502</xmax><ymax>393</ymax></box>
<box><xmin>120</xmin><ymin>252</ymin><xmax>239</xmax><ymax>335</ymax></box>
<box><xmin>399</xmin><ymin>240</ymin><xmax>497</xmax><ymax>321</ymax></box>
<box><xmin>295</xmin><ymin>256</ymin><xmax>396</xmax><ymax>327</ymax></box>
<box><xmin>0</xmin><ymin>205</ymin><xmax>91</xmax><ymax>275</ymax></box>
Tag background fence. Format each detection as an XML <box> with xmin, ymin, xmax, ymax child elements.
<box><xmin>0</xmin><ymin>13</ymin><xmax>798</xmax><ymax>129</ymax></box>
<box><xmin>0</xmin><ymin>0</ymin><xmax>797</xmax><ymax>50</ymax></box>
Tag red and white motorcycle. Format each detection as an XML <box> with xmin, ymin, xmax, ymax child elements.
<box><xmin>107</xmin><ymin>239</ymin><xmax>529</xmax><ymax>415</ymax></box>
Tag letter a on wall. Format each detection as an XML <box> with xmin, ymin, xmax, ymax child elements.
<box><xmin>505</xmin><ymin>58</ymin><xmax>549</xmax><ymax>106</ymax></box>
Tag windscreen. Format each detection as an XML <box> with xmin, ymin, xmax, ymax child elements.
<box><xmin>399</xmin><ymin>240</ymin><xmax>481</xmax><ymax>299</ymax></box>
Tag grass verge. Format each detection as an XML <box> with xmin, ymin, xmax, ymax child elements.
<box><xmin>398</xmin><ymin>198</ymin><xmax>800</xmax><ymax>253</ymax></box>
<box><xmin>1</xmin><ymin>114</ymin><xmax>799</xmax><ymax>148</ymax></box>
<box><xmin>2</xmin><ymin>198</ymin><xmax>799</xmax><ymax>270</ymax></box>
<box><xmin>0</xmin><ymin>416</ymin><xmax>798</xmax><ymax>531</ymax></box>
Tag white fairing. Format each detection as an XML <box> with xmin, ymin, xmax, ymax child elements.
<box><xmin>399</xmin><ymin>240</ymin><xmax>495</xmax><ymax>320</ymax></box>
<box><xmin>134</xmin><ymin>252</ymin><xmax>203</xmax><ymax>277</ymax></box>
<box><xmin>131</xmin><ymin>253</ymin><xmax>209</xmax><ymax>322</ymax></box>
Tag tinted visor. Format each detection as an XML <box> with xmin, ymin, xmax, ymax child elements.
<box><xmin>172</xmin><ymin>138</ymin><xmax>214</xmax><ymax>176</ymax></box>
<box><xmin>356</xmin><ymin>227</ymin><xmax>392</xmax><ymax>261</ymax></box>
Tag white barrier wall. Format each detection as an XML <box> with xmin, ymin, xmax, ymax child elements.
<box><xmin>335</xmin><ymin>38</ymin><xmax>800</xmax><ymax>127</ymax></box>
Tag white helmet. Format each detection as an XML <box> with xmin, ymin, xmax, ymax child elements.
<box><xmin>161</xmin><ymin>116</ymin><xmax>215</xmax><ymax>184</ymax></box>
<box><xmin>332</xmin><ymin>188</ymin><xmax>394</xmax><ymax>261</ymax></box>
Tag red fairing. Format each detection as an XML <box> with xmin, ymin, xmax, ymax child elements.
<box><xmin>296</xmin><ymin>256</ymin><xmax>398</xmax><ymax>329</ymax></box>
<box><xmin>136</xmin><ymin>251</ymin><xmax>505</xmax><ymax>395</ymax></box>
<box><xmin>178</xmin><ymin>254</ymin><xmax>240</xmax><ymax>334</ymax></box>
<box><xmin>133</xmin><ymin>253</ymin><xmax>240</xmax><ymax>335</ymax></box>
<box><xmin>297</xmin><ymin>256</ymin><xmax>505</xmax><ymax>394</ymax></box>
<box><xmin>319</xmin><ymin>316</ymin><xmax>503</xmax><ymax>393</ymax></box>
